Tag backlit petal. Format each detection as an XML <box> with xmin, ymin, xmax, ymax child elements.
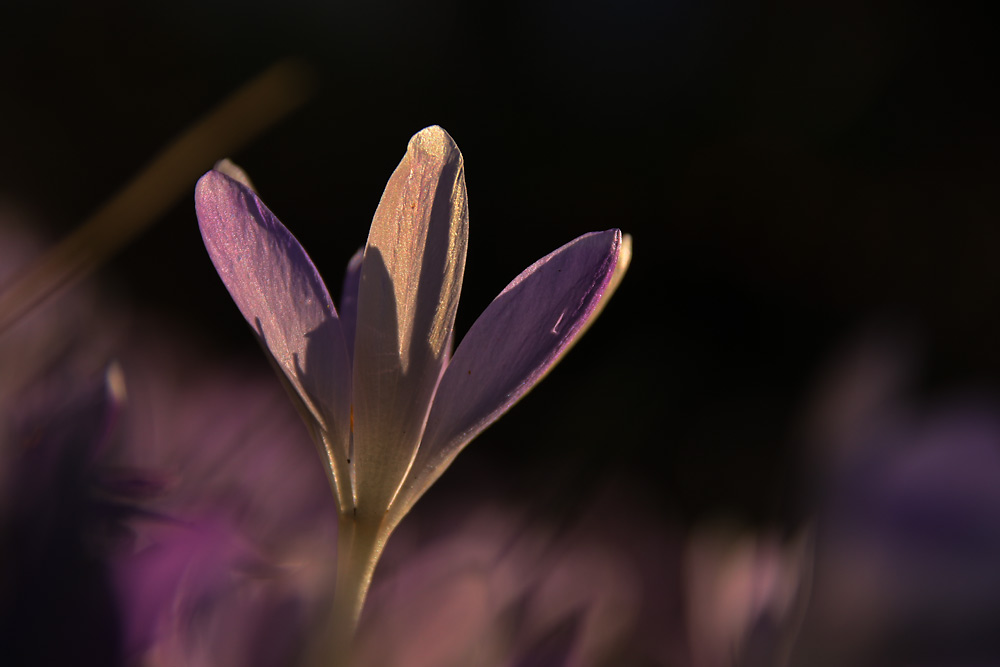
<box><xmin>352</xmin><ymin>126</ymin><xmax>468</xmax><ymax>517</ymax></box>
<box><xmin>393</xmin><ymin>229</ymin><xmax>623</xmax><ymax>519</ymax></box>
<box><xmin>195</xmin><ymin>170</ymin><xmax>352</xmax><ymax>495</ymax></box>
<box><xmin>339</xmin><ymin>247</ymin><xmax>364</xmax><ymax>366</ymax></box>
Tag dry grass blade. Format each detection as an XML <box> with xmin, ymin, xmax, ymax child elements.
<box><xmin>0</xmin><ymin>58</ymin><xmax>318</xmax><ymax>334</ymax></box>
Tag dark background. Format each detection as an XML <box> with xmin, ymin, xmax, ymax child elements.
<box><xmin>2</xmin><ymin>0</ymin><xmax>998</xmax><ymax>531</ymax></box>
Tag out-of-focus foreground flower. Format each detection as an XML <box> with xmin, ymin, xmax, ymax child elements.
<box><xmin>683</xmin><ymin>522</ymin><xmax>811</xmax><ymax>667</ymax></box>
<box><xmin>108</xmin><ymin>332</ymin><xmax>339</xmax><ymax>667</ymax></box>
<box><xmin>351</xmin><ymin>482</ymin><xmax>683</xmax><ymax>667</ymax></box>
<box><xmin>194</xmin><ymin>125</ymin><xmax>631</xmax><ymax>652</ymax></box>
<box><xmin>0</xmin><ymin>209</ymin><xmax>337</xmax><ymax>666</ymax></box>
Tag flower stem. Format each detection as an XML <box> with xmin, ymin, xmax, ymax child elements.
<box><xmin>304</xmin><ymin>513</ymin><xmax>388</xmax><ymax>667</ymax></box>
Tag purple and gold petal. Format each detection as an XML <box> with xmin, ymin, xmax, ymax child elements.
<box><xmin>351</xmin><ymin>126</ymin><xmax>469</xmax><ymax>517</ymax></box>
<box><xmin>339</xmin><ymin>246</ymin><xmax>364</xmax><ymax>366</ymax></box>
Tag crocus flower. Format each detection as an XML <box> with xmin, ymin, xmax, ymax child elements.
<box><xmin>194</xmin><ymin>125</ymin><xmax>631</xmax><ymax>652</ymax></box>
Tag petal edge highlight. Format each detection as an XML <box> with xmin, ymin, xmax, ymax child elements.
<box><xmin>394</xmin><ymin>229</ymin><xmax>624</xmax><ymax>518</ymax></box>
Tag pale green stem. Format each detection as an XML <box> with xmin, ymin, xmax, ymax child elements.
<box><xmin>303</xmin><ymin>513</ymin><xmax>390</xmax><ymax>667</ymax></box>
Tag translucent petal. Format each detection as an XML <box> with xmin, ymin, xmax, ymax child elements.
<box><xmin>339</xmin><ymin>246</ymin><xmax>364</xmax><ymax>366</ymax></box>
<box><xmin>351</xmin><ymin>126</ymin><xmax>469</xmax><ymax>517</ymax></box>
<box><xmin>394</xmin><ymin>229</ymin><xmax>624</xmax><ymax>519</ymax></box>
<box><xmin>195</xmin><ymin>170</ymin><xmax>352</xmax><ymax>496</ymax></box>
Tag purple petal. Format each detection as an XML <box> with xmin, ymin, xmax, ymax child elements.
<box><xmin>352</xmin><ymin>126</ymin><xmax>469</xmax><ymax>516</ymax></box>
<box><xmin>195</xmin><ymin>170</ymin><xmax>352</xmax><ymax>488</ymax></box>
<box><xmin>395</xmin><ymin>229</ymin><xmax>625</xmax><ymax>517</ymax></box>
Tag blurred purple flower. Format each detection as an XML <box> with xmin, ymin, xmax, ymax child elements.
<box><xmin>1</xmin><ymin>312</ymin><xmax>337</xmax><ymax>666</ymax></box>
<box><xmin>0</xmin><ymin>365</ymin><xmax>137</xmax><ymax>666</ymax></box>
<box><xmin>790</xmin><ymin>336</ymin><xmax>1000</xmax><ymax>666</ymax></box>
<box><xmin>1</xmin><ymin>205</ymin><xmax>336</xmax><ymax>664</ymax></box>
<box><xmin>194</xmin><ymin>125</ymin><xmax>631</xmax><ymax>638</ymax></box>
<box><xmin>0</xmin><ymin>213</ymin><xmax>138</xmax><ymax>666</ymax></box>
<box><xmin>106</xmin><ymin>331</ymin><xmax>338</xmax><ymax>667</ymax></box>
